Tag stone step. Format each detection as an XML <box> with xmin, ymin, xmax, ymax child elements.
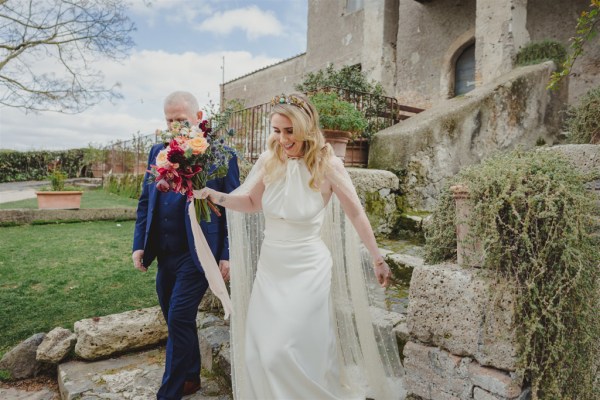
<box><xmin>0</xmin><ymin>388</ymin><xmax>57</xmax><ymax>400</ymax></box>
<box><xmin>378</xmin><ymin>239</ymin><xmax>425</xmax><ymax>316</ymax></box>
<box><xmin>58</xmin><ymin>347</ymin><xmax>231</xmax><ymax>400</ymax></box>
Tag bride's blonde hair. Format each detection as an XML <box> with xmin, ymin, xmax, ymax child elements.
<box><xmin>264</xmin><ymin>93</ymin><xmax>333</xmax><ymax>190</ymax></box>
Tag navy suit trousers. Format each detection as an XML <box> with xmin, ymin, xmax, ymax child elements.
<box><xmin>155</xmin><ymin>251</ymin><xmax>209</xmax><ymax>400</ymax></box>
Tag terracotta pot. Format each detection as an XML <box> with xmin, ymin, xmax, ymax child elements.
<box><xmin>345</xmin><ymin>138</ymin><xmax>369</xmax><ymax>167</ymax></box>
<box><xmin>322</xmin><ymin>129</ymin><xmax>352</xmax><ymax>160</ymax></box>
<box><xmin>36</xmin><ymin>191</ymin><xmax>83</xmax><ymax>210</ymax></box>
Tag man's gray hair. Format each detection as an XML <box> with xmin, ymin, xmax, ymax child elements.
<box><xmin>164</xmin><ymin>91</ymin><xmax>199</xmax><ymax>114</ymax></box>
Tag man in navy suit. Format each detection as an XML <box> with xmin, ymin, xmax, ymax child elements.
<box><xmin>132</xmin><ymin>91</ymin><xmax>240</xmax><ymax>400</ymax></box>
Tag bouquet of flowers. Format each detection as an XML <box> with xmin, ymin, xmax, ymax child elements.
<box><xmin>149</xmin><ymin>119</ymin><xmax>234</xmax><ymax>223</ymax></box>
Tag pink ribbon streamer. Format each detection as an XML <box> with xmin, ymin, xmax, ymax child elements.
<box><xmin>188</xmin><ymin>202</ymin><xmax>233</xmax><ymax>319</ymax></box>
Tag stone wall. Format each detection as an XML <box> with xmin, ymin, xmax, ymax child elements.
<box><xmin>402</xmin><ymin>145</ymin><xmax>599</xmax><ymax>399</ymax></box>
<box><xmin>222</xmin><ymin>53</ymin><xmax>306</xmax><ymax>108</ymax></box>
<box><xmin>0</xmin><ymin>208</ymin><xmax>136</xmax><ymax>225</ymax></box>
<box><xmin>526</xmin><ymin>0</ymin><xmax>600</xmax><ymax>104</ymax></box>
<box><xmin>348</xmin><ymin>167</ymin><xmax>402</xmax><ymax>236</ymax></box>
<box><xmin>222</xmin><ymin>0</ymin><xmax>597</xmax><ymax>111</ymax></box>
<box><xmin>369</xmin><ymin>62</ymin><xmax>566</xmax><ymax>210</ymax></box>
<box><xmin>395</xmin><ymin>0</ymin><xmax>476</xmax><ymax>108</ymax></box>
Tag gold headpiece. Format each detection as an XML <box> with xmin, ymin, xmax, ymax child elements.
<box><xmin>270</xmin><ymin>94</ymin><xmax>305</xmax><ymax>108</ymax></box>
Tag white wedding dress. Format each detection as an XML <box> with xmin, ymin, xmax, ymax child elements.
<box><xmin>244</xmin><ymin>159</ymin><xmax>355</xmax><ymax>399</ymax></box>
<box><xmin>227</xmin><ymin>155</ymin><xmax>405</xmax><ymax>400</ymax></box>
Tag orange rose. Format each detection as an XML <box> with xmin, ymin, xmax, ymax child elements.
<box><xmin>156</xmin><ymin>149</ymin><xmax>171</xmax><ymax>168</ymax></box>
<box><xmin>189</xmin><ymin>136</ymin><xmax>209</xmax><ymax>155</ymax></box>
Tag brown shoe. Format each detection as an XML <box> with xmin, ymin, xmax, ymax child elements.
<box><xmin>182</xmin><ymin>380</ymin><xmax>201</xmax><ymax>396</ymax></box>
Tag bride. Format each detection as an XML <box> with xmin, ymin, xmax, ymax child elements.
<box><xmin>196</xmin><ymin>93</ymin><xmax>404</xmax><ymax>399</ymax></box>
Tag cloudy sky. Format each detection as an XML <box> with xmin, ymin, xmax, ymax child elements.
<box><xmin>0</xmin><ymin>0</ymin><xmax>308</xmax><ymax>151</ymax></box>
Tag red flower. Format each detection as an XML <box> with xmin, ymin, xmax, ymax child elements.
<box><xmin>167</xmin><ymin>146</ymin><xmax>186</xmax><ymax>166</ymax></box>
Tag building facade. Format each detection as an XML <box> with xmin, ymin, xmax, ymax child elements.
<box><xmin>222</xmin><ymin>0</ymin><xmax>599</xmax><ymax>109</ymax></box>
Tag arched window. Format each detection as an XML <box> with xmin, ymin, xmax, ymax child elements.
<box><xmin>454</xmin><ymin>43</ymin><xmax>475</xmax><ymax>96</ymax></box>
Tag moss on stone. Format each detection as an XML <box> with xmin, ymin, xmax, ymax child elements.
<box><xmin>385</xmin><ymin>258</ymin><xmax>414</xmax><ymax>286</ymax></box>
<box><xmin>441</xmin><ymin>118</ymin><xmax>458</xmax><ymax>138</ymax></box>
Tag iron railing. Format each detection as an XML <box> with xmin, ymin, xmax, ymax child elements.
<box><xmin>101</xmin><ymin>133</ymin><xmax>158</xmax><ymax>176</ymax></box>
<box><xmin>225</xmin><ymin>87</ymin><xmax>423</xmax><ymax>163</ymax></box>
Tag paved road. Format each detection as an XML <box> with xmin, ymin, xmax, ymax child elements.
<box><xmin>0</xmin><ymin>180</ymin><xmax>48</xmax><ymax>204</ymax></box>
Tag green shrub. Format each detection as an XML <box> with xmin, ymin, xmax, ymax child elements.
<box><xmin>424</xmin><ymin>150</ymin><xmax>599</xmax><ymax>399</ymax></box>
<box><xmin>515</xmin><ymin>40</ymin><xmax>567</xmax><ymax>68</ymax></box>
<box><xmin>295</xmin><ymin>64</ymin><xmax>388</xmax><ymax>141</ymax></box>
<box><xmin>565</xmin><ymin>85</ymin><xmax>600</xmax><ymax>144</ymax></box>
<box><xmin>49</xmin><ymin>170</ymin><xmax>66</xmax><ymax>191</ymax></box>
<box><xmin>104</xmin><ymin>174</ymin><xmax>144</xmax><ymax>199</ymax></box>
<box><xmin>0</xmin><ymin>149</ymin><xmax>86</xmax><ymax>182</ymax></box>
<box><xmin>309</xmin><ymin>92</ymin><xmax>368</xmax><ymax>133</ymax></box>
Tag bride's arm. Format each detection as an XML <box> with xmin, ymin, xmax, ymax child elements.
<box><xmin>195</xmin><ymin>180</ymin><xmax>264</xmax><ymax>213</ymax></box>
<box><xmin>325</xmin><ymin>156</ymin><xmax>391</xmax><ymax>286</ymax></box>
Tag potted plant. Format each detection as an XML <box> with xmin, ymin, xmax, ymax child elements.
<box><xmin>36</xmin><ymin>168</ymin><xmax>83</xmax><ymax>209</ymax></box>
<box><xmin>310</xmin><ymin>92</ymin><xmax>368</xmax><ymax>160</ymax></box>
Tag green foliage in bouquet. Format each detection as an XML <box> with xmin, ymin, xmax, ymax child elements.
<box><xmin>424</xmin><ymin>150</ymin><xmax>599</xmax><ymax>399</ymax></box>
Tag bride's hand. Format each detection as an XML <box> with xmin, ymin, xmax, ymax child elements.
<box><xmin>193</xmin><ymin>187</ymin><xmax>216</xmax><ymax>201</ymax></box>
<box><xmin>373</xmin><ymin>257</ymin><xmax>392</xmax><ymax>288</ymax></box>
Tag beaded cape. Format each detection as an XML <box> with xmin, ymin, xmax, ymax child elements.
<box><xmin>226</xmin><ymin>152</ymin><xmax>405</xmax><ymax>399</ymax></box>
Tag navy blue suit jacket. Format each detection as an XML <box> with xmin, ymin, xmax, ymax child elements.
<box><xmin>132</xmin><ymin>143</ymin><xmax>240</xmax><ymax>271</ymax></box>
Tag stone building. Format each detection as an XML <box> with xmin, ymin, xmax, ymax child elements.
<box><xmin>222</xmin><ymin>0</ymin><xmax>599</xmax><ymax>108</ymax></box>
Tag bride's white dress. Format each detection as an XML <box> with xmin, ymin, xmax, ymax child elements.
<box><xmin>244</xmin><ymin>159</ymin><xmax>355</xmax><ymax>399</ymax></box>
<box><xmin>227</xmin><ymin>154</ymin><xmax>404</xmax><ymax>400</ymax></box>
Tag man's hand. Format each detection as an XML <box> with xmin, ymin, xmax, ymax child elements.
<box><xmin>219</xmin><ymin>260</ymin><xmax>230</xmax><ymax>282</ymax></box>
<box><xmin>132</xmin><ymin>250</ymin><xmax>147</xmax><ymax>272</ymax></box>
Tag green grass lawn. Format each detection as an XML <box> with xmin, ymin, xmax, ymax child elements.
<box><xmin>0</xmin><ymin>220</ymin><xmax>157</xmax><ymax>355</ymax></box>
<box><xmin>0</xmin><ymin>189</ymin><xmax>138</xmax><ymax>210</ymax></box>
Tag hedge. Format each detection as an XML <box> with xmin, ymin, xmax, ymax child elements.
<box><xmin>0</xmin><ymin>149</ymin><xmax>87</xmax><ymax>183</ymax></box>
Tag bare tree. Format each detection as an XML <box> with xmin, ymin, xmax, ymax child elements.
<box><xmin>0</xmin><ymin>0</ymin><xmax>135</xmax><ymax>113</ymax></box>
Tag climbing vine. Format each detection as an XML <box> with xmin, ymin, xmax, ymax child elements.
<box><xmin>424</xmin><ymin>150</ymin><xmax>599</xmax><ymax>399</ymax></box>
<box><xmin>548</xmin><ymin>0</ymin><xmax>600</xmax><ymax>89</ymax></box>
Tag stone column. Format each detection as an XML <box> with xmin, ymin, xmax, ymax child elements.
<box><xmin>451</xmin><ymin>184</ymin><xmax>483</xmax><ymax>267</ymax></box>
<box><xmin>475</xmin><ymin>0</ymin><xmax>530</xmax><ymax>85</ymax></box>
<box><xmin>362</xmin><ymin>0</ymin><xmax>399</xmax><ymax>95</ymax></box>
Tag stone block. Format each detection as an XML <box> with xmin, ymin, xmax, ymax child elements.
<box><xmin>347</xmin><ymin>167</ymin><xmax>402</xmax><ymax>236</ymax></box>
<box><xmin>198</xmin><ymin>324</ymin><xmax>230</xmax><ymax>372</ymax></box>
<box><xmin>468</xmin><ymin>362</ymin><xmax>522</xmax><ymax>398</ymax></box>
<box><xmin>539</xmin><ymin>144</ymin><xmax>600</xmax><ymax>178</ymax></box>
<box><xmin>0</xmin><ymin>333</ymin><xmax>46</xmax><ymax>379</ymax></box>
<box><xmin>407</xmin><ymin>264</ymin><xmax>518</xmax><ymax>370</ymax></box>
<box><xmin>74</xmin><ymin>306</ymin><xmax>167</xmax><ymax>360</ymax></box>
<box><xmin>386</xmin><ymin>253</ymin><xmax>423</xmax><ymax>285</ymax></box>
<box><xmin>403</xmin><ymin>341</ymin><xmax>472</xmax><ymax>400</ymax></box>
<box><xmin>473</xmin><ymin>387</ymin><xmax>502</xmax><ymax>400</ymax></box>
<box><xmin>0</xmin><ymin>388</ymin><xmax>57</xmax><ymax>400</ymax></box>
<box><xmin>404</xmin><ymin>342</ymin><xmax>525</xmax><ymax>400</ymax></box>
<box><xmin>36</xmin><ymin>327</ymin><xmax>76</xmax><ymax>363</ymax></box>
